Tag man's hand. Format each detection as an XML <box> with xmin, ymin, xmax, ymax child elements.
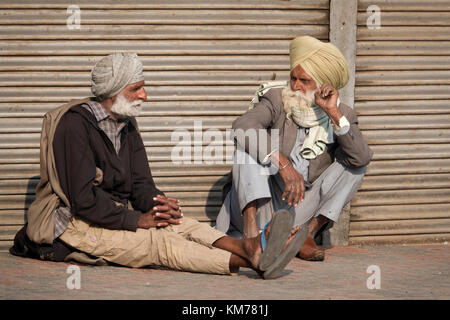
<box><xmin>152</xmin><ymin>194</ymin><xmax>183</xmax><ymax>221</ymax></box>
<box><xmin>272</xmin><ymin>151</ymin><xmax>305</xmax><ymax>207</ymax></box>
<box><xmin>314</xmin><ymin>83</ymin><xmax>343</xmax><ymax>125</ymax></box>
<box><xmin>137</xmin><ymin>194</ymin><xmax>184</xmax><ymax>229</ymax></box>
<box><xmin>137</xmin><ymin>210</ymin><xmax>171</xmax><ymax>229</ymax></box>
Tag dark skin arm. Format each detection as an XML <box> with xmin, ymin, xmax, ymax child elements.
<box><xmin>271</xmin><ymin>151</ymin><xmax>305</xmax><ymax>207</ymax></box>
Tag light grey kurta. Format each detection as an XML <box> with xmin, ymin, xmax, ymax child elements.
<box><xmin>215</xmin><ymin>128</ymin><xmax>366</xmax><ymax>238</ymax></box>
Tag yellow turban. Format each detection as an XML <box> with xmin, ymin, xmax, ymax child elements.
<box><xmin>289</xmin><ymin>36</ymin><xmax>349</xmax><ymax>90</ymax></box>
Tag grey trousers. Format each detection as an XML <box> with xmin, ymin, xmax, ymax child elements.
<box><xmin>215</xmin><ymin>149</ymin><xmax>367</xmax><ymax>238</ymax></box>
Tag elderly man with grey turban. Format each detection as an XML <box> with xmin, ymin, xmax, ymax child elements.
<box><xmin>216</xmin><ymin>36</ymin><xmax>373</xmax><ymax>261</ymax></box>
<box><xmin>11</xmin><ymin>52</ymin><xmax>304</xmax><ymax>280</ymax></box>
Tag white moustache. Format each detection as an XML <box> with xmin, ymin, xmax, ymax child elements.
<box><xmin>111</xmin><ymin>93</ymin><xmax>143</xmax><ymax>117</ymax></box>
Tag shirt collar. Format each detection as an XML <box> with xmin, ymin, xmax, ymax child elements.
<box><xmin>85</xmin><ymin>100</ymin><xmax>110</xmax><ymax>122</ymax></box>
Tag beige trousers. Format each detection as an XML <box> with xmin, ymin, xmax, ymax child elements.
<box><xmin>59</xmin><ymin>216</ymin><xmax>232</xmax><ymax>275</ymax></box>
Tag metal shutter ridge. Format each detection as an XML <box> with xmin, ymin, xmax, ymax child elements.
<box><xmin>0</xmin><ymin>0</ymin><xmax>330</xmax><ymax>251</ymax></box>
<box><xmin>350</xmin><ymin>0</ymin><xmax>450</xmax><ymax>245</ymax></box>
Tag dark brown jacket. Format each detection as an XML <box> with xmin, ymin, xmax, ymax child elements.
<box><xmin>52</xmin><ymin>104</ymin><xmax>164</xmax><ymax>231</ymax></box>
<box><xmin>232</xmin><ymin>88</ymin><xmax>373</xmax><ymax>183</ymax></box>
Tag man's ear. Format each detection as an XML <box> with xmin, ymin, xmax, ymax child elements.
<box><xmin>98</xmin><ymin>96</ymin><xmax>114</xmax><ymax>110</ymax></box>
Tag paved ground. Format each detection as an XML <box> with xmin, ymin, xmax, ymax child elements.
<box><xmin>1</xmin><ymin>243</ymin><xmax>449</xmax><ymax>301</ymax></box>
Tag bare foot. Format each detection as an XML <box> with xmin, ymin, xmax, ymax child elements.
<box><xmin>308</xmin><ymin>215</ymin><xmax>330</xmax><ymax>238</ymax></box>
<box><xmin>243</xmin><ymin>223</ymin><xmax>301</xmax><ymax>271</ymax></box>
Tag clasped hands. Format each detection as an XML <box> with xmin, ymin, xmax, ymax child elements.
<box><xmin>137</xmin><ymin>194</ymin><xmax>183</xmax><ymax>229</ymax></box>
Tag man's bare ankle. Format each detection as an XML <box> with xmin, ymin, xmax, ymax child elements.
<box><xmin>243</xmin><ymin>229</ymin><xmax>259</xmax><ymax>239</ymax></box>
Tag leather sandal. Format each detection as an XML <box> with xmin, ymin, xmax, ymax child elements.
<box><xmin>258</xmin><ymin>209</ymin><xmax>293</xmax><ymax>271</ymax></box>
<box><xmin>262</xmin><ymin>222</ymin><xmax>308</xmax><ymax>279</ymax></box>
<box><xmin>298</xmin><ymin>236</ymin><xmax>325</xmax><ymax>261</ymax></box>
<box><xmin>258</xmin><ymin>209</ymin><xmax>308</xmax><ymax>279</ymax></box>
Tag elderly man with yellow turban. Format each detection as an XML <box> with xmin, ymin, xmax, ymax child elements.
<box><xmin>11</xmin><ymin>52</ymin><xmax>304</xmax><ymax>280</ymax></box>
<box><xmin>216</xmin><ymin>36</ymin><xmax>373</xmax><ymax>261</ymax></box>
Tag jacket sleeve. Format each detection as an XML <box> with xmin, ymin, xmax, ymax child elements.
<box><xmin>334</xmin><ymin>105</ymin><xmax>373</xmax><ymax>168</ymax></box>
<box><xmin>53</xmin><ymin>113</ymin><xmax>141</xmax><ymax>231</ymax></box>
<box><xmin>128</xmin><ymin>127</ymin><xmax>165</xmax><ymax>213</ymax></box>
<box><xmin>231</xmin><ymin>89</ymin><xmax>282</xmax><ymax>163</ymax></box>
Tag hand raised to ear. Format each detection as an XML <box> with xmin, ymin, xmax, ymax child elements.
<box><xmin>314</xmin><ymin>83</ymin><xmax>343</xmax><ymax>125</ymax></box>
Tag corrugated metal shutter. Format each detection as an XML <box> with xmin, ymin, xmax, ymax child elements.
<box><xmin>350</xmin><ymin>0</ymin><xmax>450</xmax><ymax>244</ymax></box>
<box><xmin>0</xmin><ymin>0</ymin><xmax>330</xmax><ymax>251</ymax></box>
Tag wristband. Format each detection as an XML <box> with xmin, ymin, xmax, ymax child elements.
<box><xmin>279</xmin><ymin>162</ymin><xmax>292</xmax><ymax>171</ymax></box>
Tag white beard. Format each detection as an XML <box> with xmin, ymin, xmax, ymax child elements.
<box><xmin>110</xmin><ymin>93</ymin><xmax>143</xmax><ymax>117</ymax></box>
<box><xmin>281</xmin><ymin>86</ymin><xmax>316</xmax><ymax>119</ymax></box>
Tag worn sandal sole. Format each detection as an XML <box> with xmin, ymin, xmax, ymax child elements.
<box><xmin>258</xmin><ymin>209</ymin><xmax>293</xmax><ymax>271</ymax></box>
<box><xmin>263</xmin><ymin>222</ymin><xmax>308</xmax><ymax>280</ymax></box>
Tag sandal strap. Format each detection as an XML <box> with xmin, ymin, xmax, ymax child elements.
<box><xmin>260</xmin><ymin>221</ymin><xmax>271</xmax><ymax>252</ymax></box>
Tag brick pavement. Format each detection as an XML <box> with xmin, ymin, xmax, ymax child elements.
<box><xmin>1</xmin><ymin>244</ymin><xmax>449</xmax><ymax>300</ymax></box>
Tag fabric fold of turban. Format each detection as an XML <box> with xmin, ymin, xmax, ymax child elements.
<box><xmin>290</xmin><ymin>36</ymin><xmax>349</xmax><ymax>90</ymax></box>
<box><xmin>91</xmin><ymin>52</ymin><xmax>145</xmax><ymax>100</ymax></box>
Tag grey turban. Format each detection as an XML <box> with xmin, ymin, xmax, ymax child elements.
<box><xmin>91</xmin><ymin>52</ymin><xmax>145</xmax><ymax>100</ymax></box>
